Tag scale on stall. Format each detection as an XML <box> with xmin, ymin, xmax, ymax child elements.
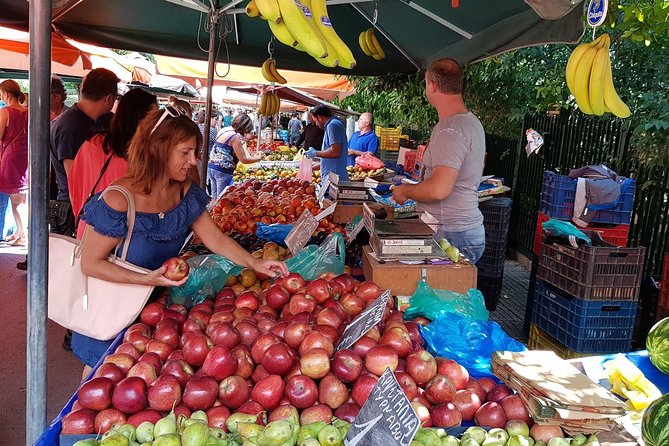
<box><xmin>327</xmin><ymin>172</ymin><xmax>374</xmax><ymax>202</ymax></box>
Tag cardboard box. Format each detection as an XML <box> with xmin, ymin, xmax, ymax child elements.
<box><xmin>362</xmin><ymin>246</ymin><xmax>477</xmax><ymax>296</ymax></box>
<box><xmin>416</xmin><ymin>145</ymin><xmax>427</xmax><ymax>163</ymax></box>
<box><xmin>324</xmin><ymin>199</ymin><xmax>394</xmax><ymax>224</ymax></box>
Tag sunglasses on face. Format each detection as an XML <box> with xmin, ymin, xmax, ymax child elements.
<box><xmin>151</xmin><ymin>105</ymin><xmax>187</xmax><ymax>135</ymax></box>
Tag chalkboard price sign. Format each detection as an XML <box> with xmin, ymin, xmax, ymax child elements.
<box><xmin>336</xmin><ymin>290</ymin><xmax>391</xmax><ymax>351</ymax></box>
<box><xmin>344</xmin><ymin>368</ymin><xmax>420</xmax><ymax>446</ymax></box>
<box><xmin>285</xmin><ymin>209</ymin><xmax>319</xmax><ymax>255</ymax></box>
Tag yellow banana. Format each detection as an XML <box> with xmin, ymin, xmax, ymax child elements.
<box><xmin>261</xmin><ymin>58</ymin><xmax>277</xmax><ymax>83</ymax></box>
<box><xmin>255</xmin><ymin>0</ymin><xmax>282</xmax><ymax>23</ymax></box>
<box><xmin>367</xmin><ymin>29</ymin><xmax>385</xmax><ymax>60</ymax></box>
<box><xmin>259</xmin><ymin>93</ymin><xmax>269</xmax><ymax>115</ymax></box>
<box><xmin>602</xmin><ymin>56</ymin><xmax>631</xmax><ymax>118</ymax></box>
<box><xmin>308</xmin><ymin>0</ymin><xmax>356</xmax><ymax>69</ymax></box>
<box><xmin>588</xmin><ymin>36</ymin><xmax>611</xmax><ymax>116</ymax></box>
<box><xmin>246</xmin><ymin>0</ymin><xmax>260</xmax><ymax>18</ymax></box>
<box><xmin>274</xmin><ymin>94</ymin><xmax>281</xmax><ymax>115</ymax></box>
<box><xmin>268</xmin><ymin>59</ymin><xmax>287</xmax><ymax>84</ymax></box>
<box><xmin>566</xmin><ymin>34</ymin><xmax>606</xmax><ymax>99</ymax></box>
<box><xmin>276</xmin><ymin>0</ymin><xmax>328</xmax><ymax>59</ymax></box>
<box><xmin>572</xmin><ymin>40</ymin><xmax>602</xmax><ymax>115</ymax></box>
<box><xmin>269</xmin><ymin>93</ymin><xmax>279</xmax><ymax>115</ymax></box>
<box><xmin>358</xmin><ymin>30</ymin><xmax>373</xmax><ymax>57</ymax></box>
<box><xmin>268</xmin><ymin>20</ymin><xmax>298</xmax><ymax>48</ymax></box>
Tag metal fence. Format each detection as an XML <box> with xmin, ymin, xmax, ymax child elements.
<box><xmin>485</xmin><ymin>112</ymin><xmax>669</xmax><ymax>276</ymax></box>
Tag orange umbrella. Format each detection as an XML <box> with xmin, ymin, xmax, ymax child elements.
<box><xmin>0</xmin><ymin>26</ymin><xmax>88</xmax><ymax>67</ymax></box>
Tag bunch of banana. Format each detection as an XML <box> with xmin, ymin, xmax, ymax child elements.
<box><xmin>245</xmin><ymin>0</ymin><xmax>356</xmax><ymax>69</ymax></box>
<box><xmin>565</xmin><ymin>33</ymin><xmax>631</xmax><ymax>118</ymax></box>
<box><xmin>261</xmin><ymin>58</ymin><xmax>287</xmax><ymax>84</ymax></box>
<box><xmin>358</xmin><ymin>28</ymin><xmax>385</xmax><ymax>60</ymax></box>
<box><xmin>259</xmin><ymin>91</ymin><xmax>280</xmax><ymax>116</ymax></box>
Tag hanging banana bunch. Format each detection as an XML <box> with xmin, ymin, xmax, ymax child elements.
<box><xmin>565</xmin><ymin>33</ymin><xmax>631</xmax><ymax>118</ymax></box>
<box><xmin>358</xmin><ymin>28</ymin><xmax>385</xmax><ymax>60</ymax></box>
<box><xmin>259</xmin><ymin>91</ymin><xmax>280</xmax><ymax>116</ymax></box>
<box><xmin>261</xmin><ymin>58</ymin><xmax>287</xmax><ymax>84</ymax></box>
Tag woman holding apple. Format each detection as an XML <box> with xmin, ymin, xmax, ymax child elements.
<box><xmin>75</xmin><ymin>105</ymin><xmax>288</xmax><ymax>378</ymax></box>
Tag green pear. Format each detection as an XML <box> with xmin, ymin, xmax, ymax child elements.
<box><xmin>482</xmin><ymin>440</ymin><xmax>502</xmax><ymax>446</ymax></box>
<box><xmin>504</xmin><ymin>421</ymin><xmax>530</xmax><ymax>438</ymax></box>
<box><xmin>507</xmin><ymin>435</ymin><xmax>534</xmax><ymax>446</ymax></box>
<box><xmin>464</xmin><ymin>427</ymin><xmax>487</xmax><ymax>445</ymax></box>
<box><xmin>446</xmin><ymin>246</ymin><xmax>460</xmax><ymax>263</ymax></box>
<box><xmin>461</xmin><ymin>439</ymin><xmax>480</xmax><ymax>446</ymax></box>
<box><xmin>300</xmin><ymin>439</ymin><xmax>320</xmax><ymax>446</ymax></box>
<box><xmin>239</xmin><ymin>423</ymin><xmax>265</xmax><ymax>441</ymax></box>
<box><xmin>432</xmin><ymin>428</ymin><xmax>448</xmax><ymax>438</ymax></box>
<box><xmin>411</xmin><ymin>442</ymin><xmax>426</xmax><ymax>446</ymax></box>
<box><xmin>547</xmin><ymin>439</ymin><xmax>570</xmax><ymax>446</ymax></box>
<box><xmin>534</xmin><ymin>442</ymin><xmax>546</xmax><ymax>446</ymax></box>
<box><xmin>439</xmin><ymin>238</ymin><xmax>451</xmax><ymax>251</ymax></box>
<box><xmin>115</xmin><ymin>424</ymin><xmax>137</xmax><ymax>442</ymax></box>
<box><xmin>226</xmin><ymin>413</ymin><xmax>260</xmax><ymax>434</ymax></box>
<box><xmin>441</xmin><ymin>435</ymin><xmax>460</xmax><ymax>446</ymax></box>
<box><xmin>583</xmin><ymin>435</ymin><xmax>600</xmax><ymax>446</ymax></box>
<box><xmin>155</xmin><ymin>413</ymin><xmax>178</xmax><ymax>437</ymax></box>
<box><xmin>209</xmin><ymin>428</ymin><xmax>227</xmax><ymax>440</ymax></box>
<box><xmin>129</xmin><ymin>442</ymin><xmax>140</xmax><ymax>446</ymax></box>
<box><xmin>414</xmin><ymin>428</ymin><xmax>441</xmax><ymax>446</ymax></box>
<box><xmin>297</xmin><ymin>422</ymin><xmax>327</xmax><ymax>443</ymax></box>
<box><xmin>487</xmin><ymin>428</ymin><xmax>509</xmax><ymax>445</ymax></box>
<box><xmin>140</xmin><ymin>443</ymin><xmax>154</xmax><ymax>446</ymax></box>
<box><xmin>570</xmin><ymin>435</ymin><xmax>587</xmax><ymax>446</ymax></box>
<box><xmin>136</xmin><ymin>422</ymin><xmax>155</xmax><ymax>443</ymax></box>
<box><xmin>317</xmin><ymin>425</ymin><xmax>342</xmax><ymax>446</ymax></box>
<box><xmin>154</xmin><ymin>433</ymin><xmax>182</xmax><ymax>446</ymax></box>
<box><xmin>101</xmin><ymin>434</ymin><xmax>130</xmax><ymax>446</ymax></box>
<box><xmin>181</xmin><ymin>421</ymin><xmax>210</xmax><ymax>446</ymax></box>
<box><xmin>258</xmin><ymin>420</ymin><xmax>294</xmax><ymax>446</ymax></box>
<box><xmin>191</xmin><ymin>411</ymin><xmax>209</xmax><ymax>425</ymax></box>
<box><xmin>73</xmin><ymin>440</ymin><xmax>100</xmax><ymax>446</ymax></box>
<box><xmin>204</xmin><ymin>436</ymin><xmax>220</xmax><ymax>446</ymax></box>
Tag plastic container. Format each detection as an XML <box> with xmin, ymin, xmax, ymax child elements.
<box><xmin>538</xmin><ymin>231</ymin><xmax>645</xmax><ymax>301</ymax></box>
<box><xmin>376</xmin><ymin>126</ymin><xmax>402</xmax><ymax>151</ymax></box>
<box><xmin>378</xmin><ymin>149</ymin><xmax>399</xmax><ymax>166</ymax></box>
<box><xmin>531</xmin><ymin>280</ymin><xmax>636</xmax><ymax>353</ymax></box>
<box><xmin>527</xmin><ymin>324</ymin><xmax>589</xmax><ymax>359</ymax></box>
<box><xmin>539</xmin><ymin>171</ymin><xmax>636</xmax><ymax>224</ymax></box>
<box><xmin>477</xmin><ymin>273</ymin><xmax>503</xmax><ymax>311</ymax></box>
<box><xmin>480</xmin><ymin>197</ymin><xmax>512</xmax><ymax>243</ymax></box>
<box><xmin>477</xmin><ymin>239</ymin><xmax>507</xmax><ymax>277</ymax></box>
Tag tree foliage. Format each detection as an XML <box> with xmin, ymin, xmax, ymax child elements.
<box><xmin>342</xmin><ymin>0</ymin><xmax>669</xmax><ymax>167</ymax></box>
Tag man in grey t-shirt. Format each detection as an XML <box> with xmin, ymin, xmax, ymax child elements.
<box><xmin>393</xmin><ymin>58</ymin><xmax>486</xmax><ymax>263</ymax></box>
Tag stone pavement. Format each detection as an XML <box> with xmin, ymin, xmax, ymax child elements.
<box><xmin>489</xmin><ymin>260</ymin><xmax>532</xmax><ymax>343</ymax></box>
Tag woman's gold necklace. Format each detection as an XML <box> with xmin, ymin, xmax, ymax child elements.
<box><xmin>152</xmin><ymin>192</ymin><xmax>165</xmax><ymax>219</ymax></box>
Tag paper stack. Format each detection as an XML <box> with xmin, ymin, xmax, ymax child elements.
<box><xmin>491</xmin><ymin>350</ymin><xmax>626</xmax><ymax>435</ymax></box>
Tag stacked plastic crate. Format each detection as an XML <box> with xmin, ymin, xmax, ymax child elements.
<box><xmin>659</xmin><ymin>238</ymin><xmax>669</xmax><ymax>319</ymax></box>
<box><xmin>529</xmin><ymin>171</ymin><xmax>644</xmax><ymax>358</ymax></box>
<box><xmin>376</xmin><ymin>126</ymin><xmax>401</xmax><ymax>167</ymax></box>
<box><xmin>478</xmin><ymin>197</ymin><xmax>512</xmax><ymax>311</ymax></box>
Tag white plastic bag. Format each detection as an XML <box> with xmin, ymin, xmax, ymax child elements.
<box><xmin>297</xmin><ymin>155</ymin><xmax>313</xmax><ymax>182</ymax></box>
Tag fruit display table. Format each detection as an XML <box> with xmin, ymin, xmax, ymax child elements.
<box><xmin>361</xmin><ymin>246</ymin><xmax>478</xmax><ymax>296</ymax></box>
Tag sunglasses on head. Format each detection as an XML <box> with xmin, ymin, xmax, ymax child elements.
<box><xmin>150</xmin><ymin>105</ymin><xmax>187</xmax><ymax>135</ymax></box>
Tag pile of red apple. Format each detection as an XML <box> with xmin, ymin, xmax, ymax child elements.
<box><xmin>61</xmin><ymin>271</ymin><xmax>532</xmax><ymax>436</ymax></box>
<box><xmin>210</xmin><ymin>178</ymin><xmax>341</xmax><ymax>235</ymax></box>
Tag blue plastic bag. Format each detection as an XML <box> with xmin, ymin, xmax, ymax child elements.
<box><xmin>420</xmin><ymin>312</ymin><xmax>527</xmax><ymax>377</ymax></box>
<box><xmin>404</xmin><ymin>280</ymin><xmax>489</xmax><ymax>321</ymax></box>
<box><xmin>168</xmin><ymin>254</ymin><xmax>242</xmax><ymax>308</ymax></box>
<box><xmin>285</xmin><ymin>233</ymin><xmax>345</xmax><ymax>281</ymax></box>
<box><xmin>256</xmin><ymin>223</ymin><xmax>294</xmax><ymax>244</ymax></box>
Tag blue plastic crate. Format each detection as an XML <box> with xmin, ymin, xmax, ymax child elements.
<box><xmin>539</xmin><ymin>171</ymin><xmax>636</xmax><ymax>225</ymax></box>
<box><xmin>531</xmin><ymin>279</ymin><xmax>637</xmax><ymax>353</ymax></box>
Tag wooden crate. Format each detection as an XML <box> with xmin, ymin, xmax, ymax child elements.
<box><xmin>324</xmin><ymin>199</ymin><xmax>394</xmax><ymax>224</ymax></box>
<box><xmin>361</xmin><ymin>246</ymin><xmax>477</xmax><ymax>296</ymax></box>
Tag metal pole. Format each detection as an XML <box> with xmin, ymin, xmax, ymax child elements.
<box><xmin>200</xmin><ymin>7</ymin><xmax>220</xmax><ymax>189</ymax></box>
<box><xmin>27</xmin><ymin>0</ymin><xmax>51</xmax><ymax>443</ymax></box>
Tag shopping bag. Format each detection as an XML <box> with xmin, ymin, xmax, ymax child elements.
<box><xmin>355</xmin><ymin>152</ymin><xmax>385</xmax><ymax>170</ymax></box>
<box><xmin>297</xmin><ymin>155</ymin><xmax>313</xmax><ymax>181</ymax></box>
<box><xmin>168</xmin><ymin>254</ymin><xmax>242</xmax><ymax>308</ymax></box>
<box><xmin>404</xmin><ymin>280</ymin><xmax>489</xmax><ymax>321</ymax></box>
<box><xmin>285</xmin><ymin>233</ymin><xmax>345</xmax><ymax>281</ymax></box>
<box><xmin>256</xmin><ymin>223</ymin><xmax>294</xmax><ymax>244</ymax></box>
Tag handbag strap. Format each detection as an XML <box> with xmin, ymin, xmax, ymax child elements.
<box><xmin>75</xmin><ymin>153</ymin><xmax>114</xmax><ymax>228</ymax></box>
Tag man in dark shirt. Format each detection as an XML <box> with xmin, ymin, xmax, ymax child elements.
<box><xmin>49</xmin><ymin>68</ymin><xmax>119</xmax><ymax>235</ymax></box>
<box><xmin>296</xmin><ymin>109</ymin><xmax>324</xmax><ymax>150</ymax></box>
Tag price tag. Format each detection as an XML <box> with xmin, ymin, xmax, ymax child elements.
<box><xmin>363</xmin><ymin>177</ymin><xmax>379</xmax><ymax>188</ymax></box>
<box><xmin>317</xmin><ymin>177</ymin><xmax>331</xmax><ymax>206</ymax></box>
<box><xmin>285</xmin><ymin>209</ymin><xmax>318</xmax><ymax>255</ymax></box>
<box><xmin>362</xmin><ymin>202</ymin><xmax>376</xmax><ymax>235</ymax></box>
<box><xmin>346</xmin><ymin>217</ymin><xmax>366</xmax><ymax>244</ymax></box>
<box><xmin>315</xmin><ymin>202</ymin><xmax>337</xmax><ymax>221</ymax></box>
<box><xmin>328</xmin><ymin>172</ymin><xmax>340</xmax><ymax>185</ymax></box>
<box><xmin>587</xmin><ymin>0</ymin><xmax>608</xmax><ymax>28</ymax></box>
<box><xmin>344</xmin><ymin>368</ymin><xmax>420</xmax><ymax>446</ymax></box>
<box><xmin>336</xmin><ymin>290</ymin><xmax>390</xmax><ymax>351</ymax></box>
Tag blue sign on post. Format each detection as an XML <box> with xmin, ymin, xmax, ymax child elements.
<box><xmin>587</xmin><ymin>0</ymin><xmax>609</xmax><ymax>28</ymax></box>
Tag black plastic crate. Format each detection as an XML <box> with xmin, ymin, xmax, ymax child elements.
<box><xmin>378</xmin><ymin>150</ymin><xmax>399</xmax><ymax>166</ymax></box>
<box><xmin>478</xmin><ymin>273</ymin><xmax>503</xmax><ymax>311</ymax></box>
<box><xmin>480</xmin><ymin>197</ymin><xmax>512</xmax><ymax>235</ymax></box>
<box><xmin>477</xmin><ymin>240</ymin><xmax>507</xmax><ymax>276</ymax></box>
<box><xmin>538</xmin><ymin>231</ymin><xmax>645</xmax><ymax>301</ymax></box>
<box><xmin>531</xmin><ymin>279</ymin><xmax>636</xmax><ymax>353</ymax></box>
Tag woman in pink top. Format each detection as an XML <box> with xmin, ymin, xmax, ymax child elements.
<box><xmin>69</xmin><ymin>88</ymin><xmax>157</xmax><ymax>239</ymax></box>
<box><xmin>0</xmin><ymin>80</ymin><xmax>29</xmax><ymax>246</ymax></box>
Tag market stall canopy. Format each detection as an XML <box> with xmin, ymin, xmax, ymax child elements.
<box><xmin>0</xmin><ymin>0</ymin><xmax>585</xmax><ymax>75</ymax></box>
<box><xmin>155</xmin><ymin>55</ymin><xmax>354</xmax><ymax>102</ymax></box>
<box><xmin>0</xmin><ymin>25</ymin><xmax>88</xmax><ymax>67</ymax></box>
<box><xmin>227</xmin><ymin>84</ymin><xmax>355</xmax><ymax>115</ymax></box>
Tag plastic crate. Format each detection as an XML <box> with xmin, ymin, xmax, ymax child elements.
<box><xmin>376</xmin><ymin>127</ymin><xmax>402</xmax><ymax>151</ymax></box>
<box><xmin>478</xmin><ymin>273</ymin><xmax>503</xmax><ymax>311</ymax></box>
<box><xmin>528</xmin><ymin>324</ymin><xmax>589</xmax><ymax>359</ymax></box>
<box><xmin>534</xmin><ymin>212</ymin><xmax>630</xmax><ymax>256</ymax></box>
<box><xmin>378</xmin><ymin>149</ymin><xmax>399</xmax><ymax>165</ymax></box>
<box><xmin>531</xmin><ymin>279</ymin><xmax>636</xmax><ymax>353</ymax></box>
<box><xmin>477</xmin><ymin>239</ymin><xmax>507</xmax><ymax>276</ymax></box>
<box><xmin>538</xmin><ymin>231</ymin><xmax>645</xmax><ymax>301</ymax></box>
<box><xmin>660</xmin><ymin>252</ymin><xmax>669</xmax><ymax>310</ymax></box>
<box><xmin>539</xmin><ymin>171</ymin><xmax>636</xmax><ymax>224</ymax></box>
<box><xmin>480</xmin><ymin>197</ymin><xmax>512</xmax><ymax>242</ymax></box>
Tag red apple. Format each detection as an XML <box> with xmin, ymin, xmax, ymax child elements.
<box><xmin>487</xmin><ymin>384</ymin><xmax>513</xmax><ymax>403</ymax></box>
<box><xmin>252</xmin><ymin>374</ymin><xmax>285</xmax><ymax>411</ymax></box>
<box><xmin>125</xmin><ymin>331</ymin><xmax>151</xmax><ymax>353</ymax></box>
<box><xmin>452</xmin><ymin>389</ymin><xmax>483</xmax><ymax>421</ymax></box>
<box><xmin>465</xmin><ymin>380</ymin><xmax>487</xmax><ymax>403</ymax></box>
<box><xmin>202</xmin><ymin>346</ymin><xmax>237</xmax><ymax>380</ymax></box>
<box><xmin>424</xmin><ymin>375</ymin><xmax>456</xmax><ymax>404</ymax></box>
<box><xmin>235</xmin><ymin>290</ymin><xmax>259</xmax><ymax>311</ymax></box>
<box><xmin>269</xmin><ymin>404</ymin><xmax>299</xmax><ymax>423</ymax></box>
<box><xmin>94</xmin><ymin>363</ymin><xmax>125</xmax><ymax>384</ymax></box>
<box><xmin>334</xmin><ymin>402</ymin><xmax>360</xmax><ymax>423</ymax></box>
<box><xmin>148</xmin><ymin>374</ymin><xmax>182</xmax><ymax>412</ymax></box>
<box><xmin>299</xmin><ymin>332</ymin><xmax>334</xmax><ymax>357</ymax></box>
<box><xmin>299</xmin><ymin>404</ymin><xmax>333</xmax><ymax>425</ymax></box>
<box><xmin>126</xmin><ymin>409</ymin><xmax>162</xmax><ymax>427</ymax></box>
<box><xmin>251</xmin><ymin>333</ymin><xmax>280</xmax><ymax>364</ymax></box>
<box><xmin>208</xmin><ymin>322</ymin><xmax>240</xmax><ymax>350</ymax></box>
<box><xmin>62</xmin><ymin>409</ymin><xmax>96</xmax><ymax>434</ymax></box>
<box><xmin>103</xmin><ymin>353</ymin><xmax>136</xmax><ymax>374</ymax></box>
<box><xmin>262</xmin><ymin>343</ymin><xmax>295</xmax><ymax>376</ymax></box>
<box><xmin>500</xmin><ymin>394</ymin><xmax>532</xmax><ymax>425</ymax></box>
<box><xmin>394</xmin><ymin>371</ymin><xmax>419</xmax><ymax>401</ymax></box>
<box><xmin>305</xmin><ymin>278</ymin><xmax>332</xmax><ymax>304</ymax></box>
<box><xmin>365</xmin><ymin>345</ymin><xmax>399</xmax><ymax>376</ymax></box>
<box><xmin>316</xmin><ymin>307</ymin><xmax>343</xmax><ymax>329</ymax></box>
<box><xmin>411</xmin><ymin>402</ymin><xmax>432</xmax><ymax>427</ymax></box>
<box><xmin>351</xmin><ymin>374</ymin><xmax>379</xmax><ymax>406</ymax></box>
<box><xmin>138</xmin><ymin>352</ymin><xmax>163</xmax><ymax>375</ymax></box>
<box><xmin>284</xmin><ymin>375</ymin><xmax>319</xmax><ymax>408</ymax></box>
<box><xmin>404</xmin><ymin>321</ymin><xmax>424</xmax><ymax>346</ymax></box>
<box><xmin>406</xmin><ymin>349</ymin><xmax>437</xmax><ymax>385</ymax></box>
<box><xmin>339</xmin><ymin>293</ymin><xmax>366</xmax><ymax>317</ymax></box>
<box><xmin>266</xmin><ymin>284</ymin><xmax>291</xmax><ymax>310</ymax></box>
<box><xmin>94</xmin><ymin>408</ymin><xmax>127</xmax><ymax>435</ymax></box>
<box><xmin>127</xmin><ymin>362</ymin><xmax>158</xmax><ymax>386</ymax></box>
<box><xmin>475</xmin><ymin>401</ymin><xmax>507</xmax><ymax>428</ymax></box>
<box><xmin>77</xmin><ymin>377</ymin><xmax>113</xmax><ymax>411</ymax></box>
<box><xmin>173</xmin><ymin>404</ymin><xmax>192</xmax><ymax>420</ymax></box>
<box><xmin>236</xmin><ymin>320</ymin><xmax>261</xmax><ymax>347</ymax></box>
<box><xmin>182</xmin><ymin>317</ymin><xmax>205</xmax><ymax>334</ymax></box>
<box><xmin>182</xmin><ymin>376</ymin><xmax>218</xmax><ymax>411</ymax></box>
<box><xmin>218</xmin><ymin>375</ymin><xmax>250</xmax><ymax>409</ymax></box>
<box><xmin>231</xmin><ymin>346</ymin><xmax>255</xmax><ymax>379</ymax></box>
<box><xmin>289</xmin><ymin>293</ymin><xmax>316</xmax><ymax>315</ymax></box>
<box><xmin>312</xmin><ymin>325</ymin><xmax>339</xmax><ymax>345</ymax></box>
<box><xmin>299</xmin><ymin>348</ymin><xmax>331</xmax><ymax>379</ymax></box>
<box><xmin>430</xmin><ymin>403</ymin><xmax>462</xmax><ymax>428</ymax></box>
<box><xmin>145</xmin><ymin>339</ymin><xmax>174</xmax><ymax>362</ymax></box>
<box><xmin>112</xmin><ymin>376</ymin><xmax>148</xmax><ymax>414</ymax></box>
<box><xmin>116</xmin><ymin>342</ymin><xmax>142</xmax><ymax>361</ymax></box>
<box><xmin>284</xmin><ymin>322</ymin><xmax>311</xmax><ymax>350</ymax></box>
<box><xmin>162</xmin><ymin>257</ymin><xmax>189</xmax><ymax>280</ymax></box>
<box><xmin>318</xmin><ymin>374</ymin><xmax>349</xmax><ymax>409</ymax></box>
<box><xmin>183</xmin><ymin>333</ymin><xmax>213</xmax><ymax>367</ymax></box>
<box><xmin>281</xmin><ymin>273</ymin><xmax>306</xmax><ymax>294</ymax></box>
<box><xmin>477</xmin><ymin>377</ymin><xmax>497</xmax><ymax>393</ymax></box>
<box><xmin>437</xmin><ymin>359</ymin><xmax>470</xmax><ymax>391</ymax></box>
<box><xmin>207</xmin><ymin>406</ymin><xmax>231</xmax><ymax>429</ymax></box>
<box><xmin>356</xmin><ymin>281</ymin><xmax>381</xmax><ymax>301</ymax></box>
<box><xmin>332</xmin><ymin>349</ymin><xmax>363</xmax><ymax>383</ymax></box>
<box><xmin>269</xmin><ymin>321</ymin><xmax>289</xmax><ymax>339</ymax></box>
<box><xmin>160</xmin><ymin>359</ymin><xmax>195</xmax><ymax>389</ymax></box>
